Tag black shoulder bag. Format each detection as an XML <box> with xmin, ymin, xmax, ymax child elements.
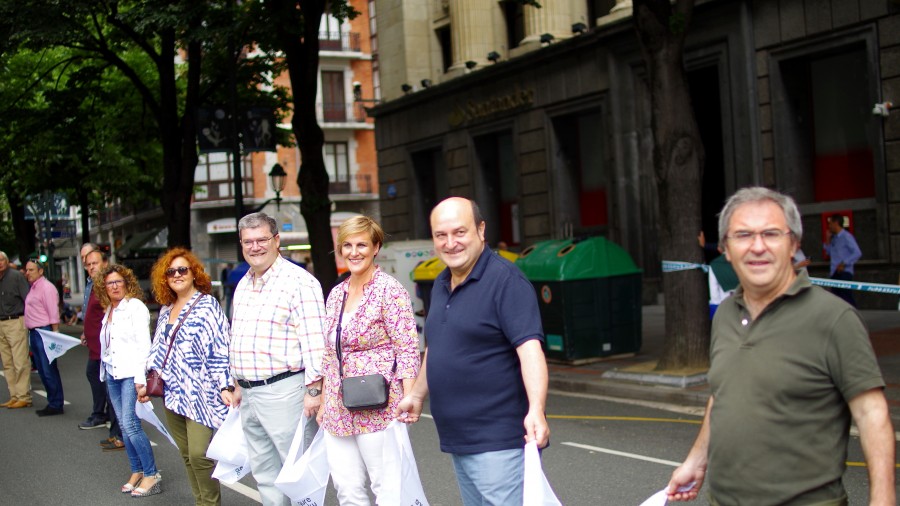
<box><xmin>336</xmin><ymin>291</ymin><xmax>396</xmax><ymax>411</ymax></box>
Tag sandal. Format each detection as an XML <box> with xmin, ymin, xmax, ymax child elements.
<box><xmin>131</xmin><ymin>472</ymin><xmax>162</xmax><ymax>498</ymax></box>
<box><xmin>121</xmin><ymin>472</ymin><xmax>143</xmax><ymax>493</ymax></box>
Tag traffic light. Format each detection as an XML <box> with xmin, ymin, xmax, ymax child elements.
<box><xmin>39</xmin><ymin>254</ymin><xmax>48</xmax><ymax>263</ymax></box>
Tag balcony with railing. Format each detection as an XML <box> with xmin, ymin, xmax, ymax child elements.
<box><xmin>319</xmin><ymin>31</ymin><xmax>361</xmax><ymax>53</ymax></box>
<box><xmin>330</xmin><ymin>173</ymin><xmax>375</xmax><ymax>195</ymax></box>
<box><xmin>318</xmin><ymin>101</ymin><xmax>369</xmax><ymax>125</ymax></box>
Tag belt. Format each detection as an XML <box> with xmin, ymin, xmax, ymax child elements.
<box><xmin>0</xmin><ymin>315</ymin><xmax>23</xmax><ymax>321</ymax></box>
<box><xmin>237</xmin><ymin>369</ymin><xmax>303</xmax><ymax>389</ymax></box>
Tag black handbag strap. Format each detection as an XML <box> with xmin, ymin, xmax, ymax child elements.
<box><xmin>160</xmin><ymin>294</ymin><xmax>203</xmax><ymax>370</ymax></box>
<box><xmin>335</xmin><ymin>289</ymin><xmax>396</xmax><ymax>380</ymax></box>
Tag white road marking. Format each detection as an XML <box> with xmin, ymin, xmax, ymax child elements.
<box><xmin>32</xmin><ymin>389</ymin><xmax>72</xmax><ymax>405</ymax></box>
<box><xmin>549</xmin><ymin>389</ymin><xmax>706</xmax><ymax>417</ymax></box>
<box><xmin>222</xmin><ymin>481</ymin><xmax>262</xmax><ymax>502</ymax></box>
<box><xmin>562</xmin><ymin>442</ymin><xmax>682</xmax><ymax>467</ymax></box>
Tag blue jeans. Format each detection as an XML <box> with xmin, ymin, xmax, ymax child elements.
<box><xmin>106</xmin><ymin>375</ymin><xmax>158</xmax><ymax>475</ymax></box>
<box><xmin>28</xmin><ymin>327</ymin><xmax>64</xmax><ymax>409</ymax></box>
<box><xmin>451</xmin><ymin>448</ymin><xmax>524</xmax><ymax>506</ymax></box>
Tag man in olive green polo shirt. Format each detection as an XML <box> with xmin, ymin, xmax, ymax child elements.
<box><xmin>666</xmin><ymin>187</ymin><xmax>894</xmax><ymax>505</ymax></box>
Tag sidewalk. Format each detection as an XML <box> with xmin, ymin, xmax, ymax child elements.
<box><xmin>547</xmin><ymin>305</ymin><xmax>900</xmax><ymax>426</ymax></box>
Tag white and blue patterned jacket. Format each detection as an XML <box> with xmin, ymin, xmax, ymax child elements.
<box><xmin>148</xmin><ymin>292</ymin><xmax>232</xmax><ymax>429</ymax></box>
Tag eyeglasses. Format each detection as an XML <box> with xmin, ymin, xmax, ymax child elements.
<box><xmin>165</xmin><ymin>266</ymin><xmax>191</xmax><ymax>278</ymax></box>
<box><xmin>725</xmin><ymin>229</ymin><xmax>793</xmax><ymax>246</ymax></box>
<box><xmin>105</xmin><ymin>279</ymin><xmax>125</xmax><ymax>288</ymax></box>
<box><xmin>240</xmin><ymin>235</ymin><xmax>276</xmax><ymax>248</ymax></box>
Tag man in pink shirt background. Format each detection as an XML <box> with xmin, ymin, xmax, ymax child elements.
<box><xmin>24</xmin><ymin>259</ymin><xmax>64</xmax><ymax>417</ymax></box>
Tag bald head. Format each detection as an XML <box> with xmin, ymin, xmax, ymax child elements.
<box><xmin>430</xmin><ymin>197</ymin><xmax>486</xmax><ymax>283</ymax></box>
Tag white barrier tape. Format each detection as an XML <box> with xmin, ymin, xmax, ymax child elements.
<box><xmin>662</xmin><ymin>261</ymin><xmax>900</xmax><ymax>295</ymax></box>
<box><xmin>661</xmin><ymin>261</ymin><xmax>709</xmax><ymax>273</ymax></box>
<box><xmin>809</xmin><ymin>277</ymin><xmax>900</xmax><ymax>295</ymax></box>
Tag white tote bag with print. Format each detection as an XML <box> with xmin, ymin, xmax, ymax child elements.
<box><xmin>381</xmin><ymin>420</ymin><xmax>430</xmax><ymax>506</ymax></box>
<box><xmin>207</xmin><ymin>407</ymin><xmax>252</xmax><ymax>483</ymax></box>
<box><xmin>523</xmin><ymin>440</ymin><xmax>562</xmax><ymax>506</ymax></box>
<box><xmin>275</xmin><ymin>415</ymin><xmax>329</xmax><ymax>505</ymax></box>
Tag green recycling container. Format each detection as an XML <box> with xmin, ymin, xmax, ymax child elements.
<box><xmin>516</xmin><ymin>237</ymin><xmax>642</xmax><ymax>362</ymax></box>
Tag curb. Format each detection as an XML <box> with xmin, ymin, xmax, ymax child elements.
<box><xmin>548</xmin><ymin>376</ymin><xmax>710</xmax><ymax>408</ymax></box>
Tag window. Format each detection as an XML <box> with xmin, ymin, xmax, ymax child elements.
<box><xmin>320</xmin><ymin>13</ymin><xmax>342</xmax><ymax>50</ymax></box>
<box><xmin>194</xmin><ymin>153</ymin><xmax>252</xmax><ymax>201</ymax></box>
<box><xmin>436</xmin><ymin>26</ymin><xmax>452</xmax><ymax>73</ymax></box>
<box><xmin>552</xmin><ymin>110</ymin><xmax>608</xmax><ymax>233</ymax></box>
<box><xmin>325</xmin><ymin>142</ymin><xmax>350</xmax><ymax>193</ymax></box>
<box><xmin>322</xmin><ymin>71</ymin><xmax>347</xmax><ymax>122</ymax></box>
<box><xmin>411</xmin><ymin>147</ymin><xmax>449</xmax><ymax>239</ymax></box>
<box><xmin>474</xmin><ymin>131</ymin><xmax>520</xmax><ymax>246</ymax></box>
<box><xmin>501</xmin><ymin>1</ymin><xmax>525</xmax><ymax>50</ymax></box>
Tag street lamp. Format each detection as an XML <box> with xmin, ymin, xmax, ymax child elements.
<box><xmin>247</xmin><ymin>163</ymin><xmax>288</xmax><ymax>213</ymax></box>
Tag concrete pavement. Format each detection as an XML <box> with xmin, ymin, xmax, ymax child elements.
<box><xmin>547</xmin><ymin>304</ymin><xmax>900</xmax><ymax>427</ymax></box>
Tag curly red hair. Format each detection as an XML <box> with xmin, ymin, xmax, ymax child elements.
<box><xmin>150</xmin><ymin>247</ymin><xmax>213</xmax><ymax>306</ymax></box>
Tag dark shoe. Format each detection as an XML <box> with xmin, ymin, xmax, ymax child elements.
<box><xmin>8</xmin><ymin>400</ymin><xmax>33</xmax><ymax>409</ymax></box>
<box><xmin>102</xmin><ymin>439</ymin><xmax>125</xmax><ymax>451</ymax></box>
<box><xmin>100</xmin><ymin>436</ymin><xmax>116</xmax><ymax>445</ymax></box>
<box><xmin>36</xmin><ymin>406</ymin><xmax>64</xmax><ymax>417</ymax></box>
<box><xmin>79</xmin><ymin>417</ymin><xmax>107</xmax><ymax>429</ymax></box>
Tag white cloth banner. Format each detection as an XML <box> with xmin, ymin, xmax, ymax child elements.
<box><xmin>523</xmin><ymin>440</ymin><xmax>562</xmax><ymax>506</ymax></box>
<box><xmin>36</xmin><ymin>329</ymin><xmax>81</xmax><ymax>363</ymax></box>
<box><xmin>275</xmin><ymin>415</ymin><xmax>329</xmax><ymax>506</ymax></box>
<box><xmin>381</xmin><ymin>420</ymin><xmax>430</xmax><ymax>506</ymax></box>
<box><xmin>207</xmin><ymin>407</ymin><xmax>252</xmax><ymax>484</ymax></box>
<box><xmin>134</xmin><ymin>399</ymin><xmax>178</xmax><ymax>448</ymax></box>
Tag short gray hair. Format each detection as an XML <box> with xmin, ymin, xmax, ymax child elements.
<box><xmin>0</xmin><ymin>251</ymin><xmax>8</xmax><ymax>262</ymax></box>
<box><xmin>718</xmin><ymin>187</ymin><xmax>803</xmax><ymax>243</ymax></box>
<box><xmin>238</xmin><ymin>212</ymin><xmax>278</xmax><ymax>237</ymax></box>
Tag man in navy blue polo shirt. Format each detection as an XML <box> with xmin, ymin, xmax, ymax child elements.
<box><xmin>397</xmin><ymin>197</ymin><xmax>550</xmax><ymax>505</ymax></box>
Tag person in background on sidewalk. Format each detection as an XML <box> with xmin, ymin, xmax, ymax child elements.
<box><xmin>24</xmin><ymin>259</ymin><xmax>64</xmax><ymax>417</ymax></box>
<box><xmin>146</xmin><ymin>248</ymin><xmax>232</xmax><ymax>506</ymax></box>
<box><xmin>224</xmin><ymin>212</ymin><xmax>326</xmax><ymax>506</ymax></box>
<box><xmin>667</xmin><ymin>187</ymin><xmax>894</xmax><ymax>505</ymax></box>
<box><xmin>397</xmin><ymin>197</ymin><xmax>550</xmax><ymax>506</ymax></box>
<box><xmin>0</xmin><ymin>251</ymin><xmax>33</xmax><ymax>409</ymax></box>
<box><xmin>78</xmin><ymin>247</ymin><xmax>125</xmax><ymax>451</ymax></box>
<box><xmin>824</xmin><ymin>213</ymin><xmax>862</xmax><ymax>307</ymax></box>
<box><xmin>97</xmin><ymin>264</ymin><xmax>161</xmax><ymax>497</ymax></box>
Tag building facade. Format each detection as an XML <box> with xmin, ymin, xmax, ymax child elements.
<box><xmin>370</xmin><ymin>0</ymin><xmax>900</xmax><ymax>308</ymax></box>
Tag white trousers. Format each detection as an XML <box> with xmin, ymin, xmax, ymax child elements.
<box><xmin>324</xmin><ymin>429</ymin><xmax>386</xmax><ymax>506</ymax></box>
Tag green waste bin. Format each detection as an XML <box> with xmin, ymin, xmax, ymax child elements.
<box><xmin>516</xmin><ymin>237</ymin><xmax>642</xmax><ymax>362</ymax></box>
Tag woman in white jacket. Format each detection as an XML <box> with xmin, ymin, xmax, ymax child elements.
<box><xmin>96</xmin><ymin>264</ymin><xmax>161</xmax><ymax>498</ymax></box>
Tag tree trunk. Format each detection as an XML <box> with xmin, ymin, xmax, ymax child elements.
<box><xmin>157</xmin><ymin>28</ymin><xmax>198</xmax><ymax>249</ymax></box>
<box><xmin>270</xmin><ymin>0</ymin><xmax>338</xmax><ymax>296</ymax></box>
<box><xmin>7</xmin><ymin>190</ymin><xmax>35</xmax><ymax>262</ymax></box>
<box><xmin>634</xmin><ymin>0</ymin><xmax>710</xmax><ymax>369</ymax></box>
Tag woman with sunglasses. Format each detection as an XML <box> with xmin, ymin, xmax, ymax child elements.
<box><xmin>144</xmin><ymin>248</ymin><xmax>231</xmax><ymax>506</ymax></box>
<box><xmin>96</xmin><ymin>264</ymin><xmax>161</xmax><ymax>497</ymax></box>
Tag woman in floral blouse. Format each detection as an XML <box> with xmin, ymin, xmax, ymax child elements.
<box><xmin>317</xmin><ymin>216</ymin><xmax>420</xmax><ymax>505</ymax></box>
<box><xmin>144</xmin><ymin>248</ymin><xmax>231</xmax><ymax>506</ymax></box>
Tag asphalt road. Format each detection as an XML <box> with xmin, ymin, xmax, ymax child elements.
<box><xmin>0</xmin><ymin>343</ymin><xmax>890</xmax><ymax>505</ymax></box>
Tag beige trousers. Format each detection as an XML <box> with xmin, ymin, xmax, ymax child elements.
<box><xmin>0</xmin><ymin>317</ymin><xmax>31</xmax><ymax>402</ymax></box>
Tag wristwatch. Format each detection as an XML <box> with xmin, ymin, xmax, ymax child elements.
<box><xmin>307</xmin><ymin>387</ymin><xmax>321</xmax><ymax>397</ymax></box>
<box><xmin>221</xmin><ymin>386</ymin><xmax>235</xmax><ymax>393</ymax></box>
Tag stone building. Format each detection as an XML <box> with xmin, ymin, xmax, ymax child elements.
<box><xmin>370</xmin><ymin>0</ymin><xmax>900</xmax><ymax>308</ymax></box>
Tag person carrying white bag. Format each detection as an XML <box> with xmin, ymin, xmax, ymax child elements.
<box><xmin>206</xmin><ymin>407</ymin><xmax>252</xmax><ymax>484</ymax></box>
<box><xmin>316</xmin><ymin>217</ymin><xmax>422</xmax><ymax>505</ymax></box>
<box><xmin>275</xmin><ymin>414</ymin><xmax>329</xmax><ymax>505</ymax></box>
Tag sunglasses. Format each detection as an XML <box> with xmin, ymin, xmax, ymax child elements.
<box><xmin>165</xmin><ymin>266</ymin><xmax>191</xmax><ymax>278</ymax></box>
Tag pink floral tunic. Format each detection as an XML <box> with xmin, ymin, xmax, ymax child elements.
<box><xmin>320</xmin><ymin>267</ymin><xmax>420</xmax><ymax>436</ymax></box>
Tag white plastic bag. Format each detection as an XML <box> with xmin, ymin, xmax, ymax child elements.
<box><xmin>207</xmin><ymin>407</ymin><xmax>252</xmax><ymax>483</ymax></box>
<box><xmin>638</xmin><ymin>482</ymin><xmax>696</xmax><ymax>506</ymax></box>
<box><xmin>275</xmin><ymin>415</ymin><xmax>329</xmax><ymax>505</ymax></box>
<box><xmin>523</xmin><ymin>440</ymin><xmax>562</xmax><ymax>506</ymax></box>
<box><xmin>381</xmin><ymin>420</ymin><xmax>430</xmax><ymax>506</ymax></box>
